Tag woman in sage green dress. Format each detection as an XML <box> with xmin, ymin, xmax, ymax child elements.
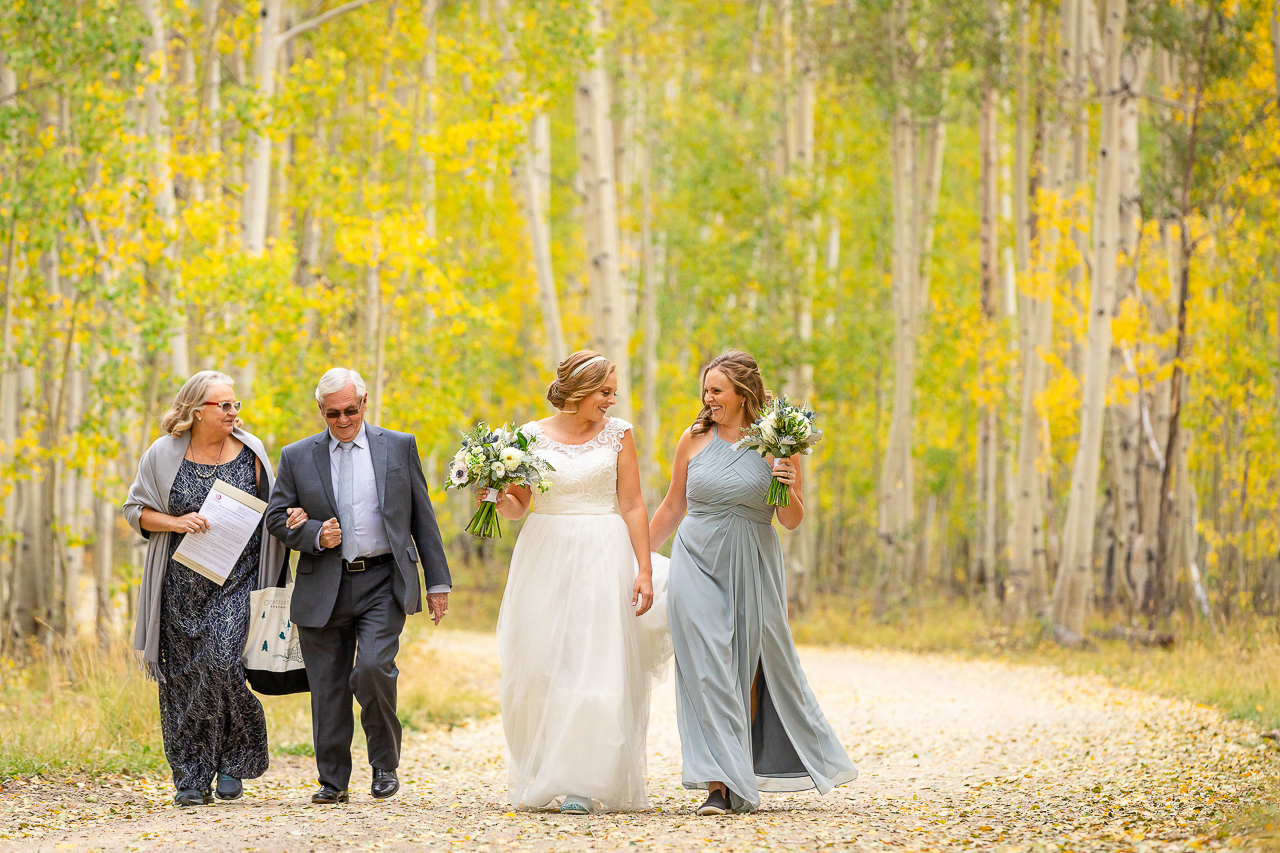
<box><xmin>649</xmin><ymin>350</ymin><xmax>856</xmax><ymax>815</ymax></box>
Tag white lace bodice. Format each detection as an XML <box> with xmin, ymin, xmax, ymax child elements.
<box><xmin>524</xmin><ymin>417</ymin><xmax>632</xmax><ymax>516</ymax></box>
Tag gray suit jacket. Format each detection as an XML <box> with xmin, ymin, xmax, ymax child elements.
<box><xmin>265</xmin><ymin>425</ymin><xmax>451</xmax><ymax>627</ymax></box>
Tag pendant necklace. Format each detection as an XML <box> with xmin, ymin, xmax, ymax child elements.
<box><xmin>189</xmin><ymin>436</ymin><xmax>229</xmax><ymax>479</ymax></box>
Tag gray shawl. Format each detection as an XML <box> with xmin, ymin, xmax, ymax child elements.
<box><xmin>124</xmin><ymin>427</ymin><xmax>287</xmax><ymax>681</ymax></box>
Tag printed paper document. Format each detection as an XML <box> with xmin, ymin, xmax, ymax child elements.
<box><xmin>173</xmin><ymin>479</ymin><xmax>266</xmax><ymax>586</ymax></box>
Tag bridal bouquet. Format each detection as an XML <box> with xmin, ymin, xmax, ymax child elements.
<box><xmin>446</xmin><ymin>423</ymin><xmax>554</xmax><ymax>538</ymax></box>
<box><xmin>733</xmin><ymin>397</ymin><xmax>822</xmax><ymax>507</ymax></box>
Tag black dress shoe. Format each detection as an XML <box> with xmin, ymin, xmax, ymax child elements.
<box><xmin>174</xmin><ymin>788</ymin><xmax>212</xmax><ymax>807</ymax></box>
<box><xmin>311</xmin><ymin>783</ymin><xmax>349</xmax><ymax>804</ymax></box>
<box><xmin>215</xmin><ymin>773</ymin><xmax>242</xmax><ymax>801</ymax></box>
<box><xmin>371</xmin><ymin>768</ymin><xmax>399</xmax><ymax>799</ymax></box>
<box><xmin>696</xmin><ymin>787</ymin><xmax>730</xmax><ymax>816</ymax></box>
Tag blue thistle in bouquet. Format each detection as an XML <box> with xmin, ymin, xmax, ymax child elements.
<box><xmin>445</xmin><ymin>423</ymin><xmax>554</xmax><ymax>538</ymax></box>
<box><xmin>733</xmin><ymin>397</ymin><xmax>822</xmax><ymax>508</ymax></box>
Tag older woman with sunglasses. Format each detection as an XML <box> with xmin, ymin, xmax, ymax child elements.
<box><xmin>125</xmin><ymin>370</ymin><xmax>301</xmax><ymax>806</ymax></box>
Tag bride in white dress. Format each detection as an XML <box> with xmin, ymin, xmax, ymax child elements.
<box><xmin>483</xmin><ymin>351</ymin><xmax>669</xmax><ymax>814</ymax></box>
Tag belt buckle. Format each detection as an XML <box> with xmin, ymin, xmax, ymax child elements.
<box><xmin>347</xmin><ymin>559</ymin><xmax>366</xmax><ymax>573</ymax></box>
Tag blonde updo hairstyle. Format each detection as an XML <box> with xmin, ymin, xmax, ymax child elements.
<box><xmin>160</xmin><ymin>370</ymin><xmax>241</xmax><ymax>436</ymax></box>
<box><xmin>547</xmin><ymin>350</ymin><xmax>616</xmax><ymax>414</ymax></box>
<box><xmin>691</xmin><ymin>350</ymin><xmax>768</xmax><ymax>436</ymax></box>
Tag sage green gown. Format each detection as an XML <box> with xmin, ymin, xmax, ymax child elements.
<box><xmin>668</xmin><ymin>429</ymin><xmax>856</xmax><ymax>812</ymax></box>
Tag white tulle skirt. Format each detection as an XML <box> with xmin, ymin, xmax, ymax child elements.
<box><xmin>497</xmin><ymin>510</ymin><xmax>670</xmax><ymax>812</ymax></box>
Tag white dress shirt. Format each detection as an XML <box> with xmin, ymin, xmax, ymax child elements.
<box><xmin>318</xmin><ymin>424</ymin><xmax>450</xmax><ymax>594</ymax></box>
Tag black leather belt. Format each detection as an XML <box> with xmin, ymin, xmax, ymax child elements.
<box><xmin>343</xmin><ymin>552</ymin><xmax>395</xmax><ymax>572</ymax></box>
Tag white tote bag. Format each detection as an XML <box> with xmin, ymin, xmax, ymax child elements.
<box><xmin>243</xmin><ymin>578</ymin><xmax>309</xmax><ymax>694</ymax></box>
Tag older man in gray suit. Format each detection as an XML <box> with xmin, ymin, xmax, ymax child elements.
<box><xmin>266</xmin><ymin>367</ymin><xmax>451</xmax><ymax>804</ymax></box>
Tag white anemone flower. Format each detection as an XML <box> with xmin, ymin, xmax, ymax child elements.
<box><xmin>449</xmin><ymin>460</ymin><xmax>470</xmax><ymax>486</ymax></box>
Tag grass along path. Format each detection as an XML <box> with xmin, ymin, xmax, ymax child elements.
<box><xmin>1</xmin><ymin>630</ymin><xmax>1277</xmax><ymax>852</ymax></box>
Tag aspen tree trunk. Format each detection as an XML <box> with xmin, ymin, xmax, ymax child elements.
<box><xmin>638</xmin><ymin>74</ymin><xmax>662</xmax><ymax>508</ymax></box>
<box><xmin>1005</xmin><ymin>0</ymin><xmax>1052</xmax><ymax>624</ymax></box>
<box><xmin>0</xmin><ymin>193</ymin><xmax>15</xmax><ymax>637</ymax></box>
<box><xmin>60</xmin><ymin>366</ymin><xmax>90</xmax><ymax>636</ymax></box>
<box><xmin>192</xmin><ymin>0</ymin><xmax>221</xmax><ymax>206</ymax></box>
<box><xmin>94</xmin><ymin>487</ymin><xmax>115</xmax><ymax>645</ymax></box>
<box><xmin>523</xmin><ymin>116</ymin><xmax>566</xmax><ymax>370</ymax></box>
<box><xmin>1052</xmin><ymin>0</ymin><xmax>1128</xmax><ymax>641</ymax></box>
<box><xmin>10</xmin><ymin>366</ymin><xmax>39</xmax><ymax>639</ymax></box>
<box><xmin>1153</xmin><ymin>5</ymin><xmax>1217</xmax><ymax>623</ymax></box>
<box><xmin>245</xmin><ymin>0</ymin><xmax>283</xmax><ymax>254</ymax></box>
<box><xmin>366</xmin><ymin>255</ymin><xmax>384</xmax><ymax>422</ymax></box>
<box><xmin>142</xmin><ymin>0</ymin><xmax>189</xmax><ymax>380</ymax></box>
<box><xmin>0</xmin><ymin>46</ymin><xmax>15</xmax><ymax>624</ymax></box>
<box><xmin>236</xmin><ymin>0</ymin><xmax>377</xmax><ymax>403</ymax></box>
<box><xmin>80</xmin><ymin>223</ymin><xmax>120</xmax><ymax>644</ymax></box>
<box><xmin>782</xmin><ymin>0</ymin><xmax>818</xmax><ymax>614</ymax></box>
<box><xmin>1107</xmin><ymin>41</ymin><xmax>1151</xmax><ymax>617</ymax></box>
<box><xmin>1267</xmin><ymin>0</ymin><xmax>1280</xmax><ymax>613</ymax></box>
<box><xmin>495</xmin><ymin>0</ymin><xmax>565</xmax><ymax>370</ymax></box>
<box><xmin>613</xmin><ymin>46</ymin><xmax>639</xmax><ymax>323</ymax></box>
<box><xmin>876</xmin><ymin>4</ymin><xmax>948</xmax><ymax>610</ymax></box>
<box><xmin>367</xmin><ymin>22</ymin><xmax>393</xmax><ymax>425</ymax></box>
<box><xmin>244</xmin><ymin>0</ymin><xmax>380</xmax><ymax>253</ymax></box>
<box><xmin>1137</xmin><ymin>49</ymin><xmax>1188</xmax><ymax>617</ymax></box>
<box><xmin>976</xmin><ymin>47</ymin><xmax>1000</xmax><ymax>612</ymax></box>
<box><xmin>268</xmin><ymin>6</ymin><xmax>294</xmax><ymax>247</ymax></box>
<box><xmin>19</xmin><ymin>233</ymin><xmax>61</xmax><ymax>639</ymax></box>
<box><xmin>239</xmin><ymin>0</ymin><xmax>283</xmax><ymax>404</ymax></box>
<box><xmin>575</xmin><ymin>0</ymin><xmax>631</xmax><ymax>418</ymax></box>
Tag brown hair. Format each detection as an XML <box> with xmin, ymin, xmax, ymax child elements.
<box><xmin>691</xmin><ymin>350</ymin><xmax>768</xmax><ymax>436</ymax></box>
<box><xmin>546</xmin><ymin>350</ymin><xmax>616</xmax><ymax>413</ymax></box>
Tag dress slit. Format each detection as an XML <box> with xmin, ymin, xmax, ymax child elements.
<box><xmin>669</xmin><ymin>432</ymin><xmax>855</xmax><ymax>810</ymax></box>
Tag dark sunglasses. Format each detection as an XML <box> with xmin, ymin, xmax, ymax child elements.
<box><xmin>202</xmin><ymin>401</ymin><xmax>243</xmax><ymax>414</ymax></box>
<box><xmin>323</xmin><ymin>406</ymin><xmax>362</xmax><ymax>421</ymax></box>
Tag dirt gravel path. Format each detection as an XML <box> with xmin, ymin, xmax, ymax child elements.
<box><xmin>2</xmin><ymin>630</ymin><xmax>1276</xmax><ymax>852</ymax></box>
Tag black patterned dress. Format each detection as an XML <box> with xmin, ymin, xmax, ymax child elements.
<box><xmin>159</xmin><ymin>444</ymin><xmax>269</xmax><ymax>792</ymax></box>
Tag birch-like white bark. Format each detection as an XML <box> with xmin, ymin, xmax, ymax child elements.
<box><xmin>142</xmin><ymin>0</ymin><xmax>189</xmax><ymax>378</ymax></box>
<box><xmin>639</xmin><ymin>81</ymin><xmax>661</xmax><ymax>507</ymax></box>
<box><xmin>495</xmin><ymin>0</ymin><xmax>566</xmax><ymax>370</ymax></box>
<box><xmin>575</xmin><ymin>0</ymin><xmax>631</xmax><ymax>418</ymax></box>
<box><xmin>1052</xmin><ymin>0</ymin><xmax>1128</xmax><ymax>640</ymax></box>
<box><xmin>245</xmin><ymin>0</ymin><xmax>282</xmax><ymax>254</ymax></box>
<box><xmin>976</xmin><ymin>51</ymin><xmax>999</xmax><ymax>612</ymax></box>
<box><xmin>0</xmin><ymin>113</ymin><xmax>15</xmax><ymax>630</ymax></box>
<box><xmin>1004</xmin><ymin>0</ymin><xmax>1043</xmax><ymax>624</ymax></box>
<box><xmin>877</xmin><ymin>5</ymin><xmax>948</xmax><ymax>606</ymax></box>
<box><xmin>1107</xmin><ymin>40</ymin><xmax>1151</xmax><ymax>617</ymax></box>
<box><xmin>244</xmin><ymin>0</ymin><xmax>381</xmax><ymax>254</ymax></box>
<box><xmin>786</xmin><ymin>0</ymin><xmax>818</xmax><ymax>614</ymax></box>
<box><xmin>522</xmin><ymin>125</ymin><xmax>567</xmax><ymax>369</ymax></box>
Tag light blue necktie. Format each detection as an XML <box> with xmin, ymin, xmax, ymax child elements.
<box><xmin>338</xmin><ymin>441</ymin><xmax>360</xmax><ymax>562</ymax></box>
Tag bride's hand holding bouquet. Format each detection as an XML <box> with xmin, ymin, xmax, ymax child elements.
<box><xmin>445</xmin><ymin>423</ymin><xmax>553</xmax><ymax>538</ymax></box>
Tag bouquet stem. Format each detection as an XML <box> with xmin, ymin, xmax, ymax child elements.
<box><xmin>766</xmin><ymin>478</ymin><xmax>791</xmax><ymax>508</ymax></box>
<box><xmin>465</xmin><ymin>501</ymin><xmax>502</xmax><ymax>538</ymax></box>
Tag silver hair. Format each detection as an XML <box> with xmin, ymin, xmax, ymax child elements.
<box><xmin>315</xmin><ymin>367</ymin><xmax>367</xmax><ymax>404</ymax></box>
<box><xmin>160</xmin><ymin>371</ymin><xmax>238</xmax><ymax>436</ymax></box>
